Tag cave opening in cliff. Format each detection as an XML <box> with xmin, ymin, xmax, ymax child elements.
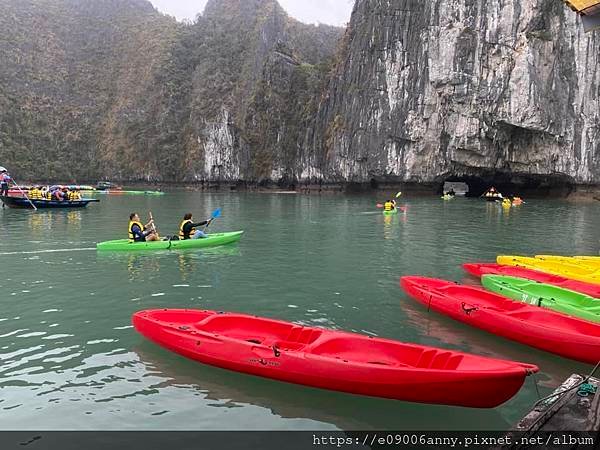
<box><xmin>441</xmin><ymin>174</ymin><xmax>575</xmax><ymax>198</ymax></box>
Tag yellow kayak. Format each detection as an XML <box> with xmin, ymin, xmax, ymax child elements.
<box><xmin>497</xmin><ymin>255</ymin><xmax>600</xmax><ymax>285</ymax></box>
<box><xmin>535</xmin><ymin>255</ymin><xmax>600</xmax><ymax>269</ymax></box>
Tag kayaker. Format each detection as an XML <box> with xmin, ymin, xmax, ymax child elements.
<box><xmin>384</xmin><ymin>200</ymin><xmax>395</xmax><ymax>212</ymax></box>
<box><xmin>0</xmin><ymin>167</ymin><xmax>11</xmax><ymax>197</ymax></box>
<box><xmin>129</xmin><ymin>213</ymin><xmax>159</xmax><ymax>242</ymax></box>
<box><xmin>179</xmin><ymin>213</ymin><xmax>213</xmax><ymax>240</ymax></box>
<box><xmin>445</xmin><ymin>188</ymin><xmax>456</xmax><ymax>197</ymax></box>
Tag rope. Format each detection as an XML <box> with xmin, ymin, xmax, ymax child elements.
<box><xmin>532</xmin><ymin>372</ymin><xmax>542</xmax><ymax>400</ymax></box>
<box><xmin>532</xmin><ymin>359</ymin><xmax>600</xmax><ymax>409</ymax></box>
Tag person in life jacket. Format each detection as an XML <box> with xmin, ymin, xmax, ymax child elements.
<box><xmin>179</xmin><ymin>213</ymin><xmax>213</xmax><ymax>240</ymax></box>
<box><xmin>67</xmin><ymin>190</ymin><xmax>81</xmax><ymax>201</ymax></box>
<box><xmin>384</xmin><ymin>200</ymin><xmax>395</xmax><ymax>212</ymax></box>
<box><xmin>0</xmin><ymin>167</ymin><xmax>11</xmax><ymax>197</ymax></box>
<box><xmin>28</xmin><ymin>186</ymin><xmax>43</xmax><ymax>200</ymax></box>
<box><xmin>54</xmin><ymin>187</ymin><xmax>69</xmax><ymax>201</ymax></box>
<box><xmin>128</xmin><ymin>213</ymin><xmax>159</xmax><ymax>243</ymax></box>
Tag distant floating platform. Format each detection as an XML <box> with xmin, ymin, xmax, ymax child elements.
<box><xmin>503</xmin><ymin>374</ymin><xmax>599</xmax><ymax>449</ymax></box>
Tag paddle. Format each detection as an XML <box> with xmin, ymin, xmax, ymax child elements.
<box><xmin>149</xmin><ymin>211</ymin><xmax>159</xmax><ymax>239</ymax></box>
<box><xmin>11</xmin><ymin>179</ymin><xmax>37</xmax><ymax>211</ymax></box>
<box><xmin>203</xmin><ymin>208</ymin><xmax>222</xmax><ymax>232</ymax></box>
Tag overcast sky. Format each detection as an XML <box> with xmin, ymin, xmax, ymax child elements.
<box><xmin>149</xmin><ymin>0</ymin><xmax>354</xmax><ymax>26</ymax></box>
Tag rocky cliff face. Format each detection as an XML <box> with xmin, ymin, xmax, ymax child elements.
<box><xmin>0</xmin><ymin>0</ymin><xmax>598</xmax><ymax>189</ymax></box>
<box><xmin>310</xmin><ymin>0</ymin><xmax>600</xmax><ymax>189</ymax></box>
<box><xmin>0</xmin><ymin>0</ymin><xmax>341</xmax><ymax>183</ymax></box>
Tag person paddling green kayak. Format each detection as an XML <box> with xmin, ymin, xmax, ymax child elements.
<box><xmin>179</xmin><ymin>213</ymin><xmax>213</xmax><ymax>240</ymax></box>
<box><xmin>129</xmin><ymin>213</ymin><xmax>160</xmax><ymax>242</ymax></box>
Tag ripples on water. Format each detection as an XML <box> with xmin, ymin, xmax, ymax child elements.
<box><xmin>0</xmin><ymin>194</ymin><xmax>598</xmax><ymax>430</ymax></box>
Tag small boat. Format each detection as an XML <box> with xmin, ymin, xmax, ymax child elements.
<box><xmin>382</xmin><ymin>208</ymin><xmax>398</xmax><ymax>215</ymax></box>
<box><xmin>401</xmin><ymin>276</ymin><xmax>600</xmax><ymax>364</ymax></box>
<box><xmin>497</xmin><ymin>255</ymin><xmax>600</xmax><ymax>285</ymax></box>
<box><xmin>133</xmin><ymin>309</ymin><xmax>538</xmax><ymax>408</ymax></box>
<box><xmin>481</xmin><ymin>275</ymin><xmax>600</xmax><ymax>324</ymax></box>
<box><xmin>97</xmin><ymin>231</ymin><xmax>244</xmax><ymax>251</ymax></box>
<box><xmin>463</xmin><ymin>263</ymin><xmax>600</xmax><ymax>298</ymax></box>
<box><xmin>0</xmin><ymin>195</ymin><xmax>99</xmax><ymax>209</ymax></box>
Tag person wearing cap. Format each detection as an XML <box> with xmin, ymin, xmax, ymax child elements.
<box><xmin>0</xmin><ymin>167</ymin><xmax>11</xmax><ymax>197</ymax></box>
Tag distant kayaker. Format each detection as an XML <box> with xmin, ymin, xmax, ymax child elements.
<box><xmin>128</xmin><ymin>213</ymin><xmax>159</xmax><ymax>242</ymax></box>
<box><xmin>179</xmin><ymin>213</ymin><xmax>213</xmax><ymax>240</ymax></box>
<box><xmin>484</xmin><ymin>187</ymin><xmax>503</xmax><ymax>200</ymax></box>
<box><xmin>384</xmin><ymin>200</ymin><xmax>395</xmax><ymax>212</ymax></box>
<box><xmin>0</xmin><ymin>167</ymin><xmax>11</xmax><ymax>197</ymax></box>
<box><xmin>445</xmin><ymin>188</ymin><xmax>456</xmax><ymax>197</ymax></box>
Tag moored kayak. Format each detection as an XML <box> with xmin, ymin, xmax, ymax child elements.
<box><xmin>133</xmin><ymin>309</ymin><xmax>537</xmax><ymax>408</ymax></box>
<box><xmin>535</xmin><ymin>255</ymin><xmax>600</xmax><ymax>269</ymax></box>
<box><xmin>482</xmin><ymin>275</ymin><xmax>600</xmax><ymax>324</ymax></box>
<box><xmin>400</xmin><ymin>276</ymin><xmax>600</xmax><ymax>364</ymax></box>
<box><xmin>497</xmin><ymin>255</ymin><xmax>600</xmax><ymax>285</ymax></box>
<box><xmin>463</xmin><ymin>263</ymin><xmax>600</xmax><ymax>298</ymax></box>
<box><xmin>97</xmin><ymin>231</ymin><xmax>244</xmax><ymax>251</ymax></box>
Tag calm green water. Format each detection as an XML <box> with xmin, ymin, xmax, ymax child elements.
<box><xmin>0</xmin><ymin>192</ymin><xmax>598</xmax><ymax>430</ymax></box>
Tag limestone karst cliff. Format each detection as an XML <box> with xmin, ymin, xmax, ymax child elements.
<box><xmin>0</xmin><ymin>0</ymin><xmax>598</xmax><ymax>191</ymax></box>
<box><xmin>309</xmin><ymin>0</ymin><xmax>600</xmax><ymax>190</ymax></box>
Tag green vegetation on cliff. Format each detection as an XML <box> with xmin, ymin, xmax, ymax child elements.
<box><xmin>0</xmin><ymin>0</ymin><xmax>342</xmax><ymax>182</ymax></box>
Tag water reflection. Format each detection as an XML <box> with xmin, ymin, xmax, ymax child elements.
<box><xmin>134</xmin><ymin>344</ymin><xmax>510</xmax><ymax>431</ymax></box>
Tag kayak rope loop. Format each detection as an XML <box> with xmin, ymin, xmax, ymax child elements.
<box><xmin>577</xmin><ymin>383</ymin><xmax>597</xmax><ymax>397</ymax></box>
<box><xmin>532</xmin><ymin>359</ymin><xmax>600</xmax><ymax>409</ymax></box>
<box><xmin>272</xmin><ymin>346</ymin><xmax>281</xmax><ymax>358</ymax></box>
<box><xmin>461</xmin><ymin>303</ymin><xmax>479</xmax><ymax>315</ymax></box>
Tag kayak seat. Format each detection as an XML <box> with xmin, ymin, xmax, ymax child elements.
<box><xmin>196</xmin><ymin>316</ymin><xmax>322</xmax><ymax>347</ymax></box>
<box><xmin>415</xmin><ymin>350</ymin><xmax>463</xmax><ymax>370</ymax></box>
<box><xmin>309</xmin><ymin>337</ymin><xmax>417</xmax><ymax>367</ymax></box>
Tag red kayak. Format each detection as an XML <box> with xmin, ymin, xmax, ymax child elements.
<box><xmin>463</xmin><ymin>263</ymin><xmax>600</xmax><ymax>298</ymax></box>
<box><xmin>401</xmin><ymin>277</ymin><xmax>600</xmax><ymax>364</ymax></box>
<box><xmin>133</xmin><ymin>309</ymin><xmax>538</xmax><ymax>408</ymax></box>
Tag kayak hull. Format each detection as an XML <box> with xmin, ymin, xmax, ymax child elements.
<box><xmin>463</xmin><ymin>263</ymin><xmax>600</xmax><ymax>298</ymax></box>
<box><xmin>0</xmin><ymin>195</ymin><xmax>99</xmax><ymax>209</ymax></box>
<box><xmin>535</xmin><ymin>255</ymin><xmax>600</xmax><ymax>269</ymax></box>
<box><xmin>133</xmin><ymin>309</ymin><xmax>537</xmax><ymax>408</ymax></box>
<box><xmin>481</xmin><ymin>275</ymin><xmax>600</xmax><ymax>324</ymax></box>
<box><xmin>497</xmin><ymin>255</ymin><xmax>600</xmax><ymax>285</ymax></box>
<box><xmin>97</xmin><ymin>231</ymin><xmax>244</xmax><ymax>251</ymax></box>
<box><xmin>383</xmin><ymin>209</ymin><xmax>398</xmax><ymax>215</ymax></box>
<box><xmin>401</xmin><ymin>276</ymin><xmax>600</xmax><ymax>364</ymax></box>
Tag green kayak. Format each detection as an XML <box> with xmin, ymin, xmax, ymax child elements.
<box><xmin>383</xmin><ymin>209</ymin><xmax>398</xmax><ymax>216</ymax></box>
<box><xmin>481</xmin><ymin>275</ymin><xmax>600</xmax><ymax>324</ymax></box>
<box><xmin>97</xmin><ymin>231</ymin><xmax>244</xmax><ymax>252</ymax></box>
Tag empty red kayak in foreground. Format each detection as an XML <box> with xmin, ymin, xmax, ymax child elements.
<box><xmin>133</xmin><ymin>309</ymin><xmax>538</xmax><ymax>408</ymax></box>
<box><xmin>463</xmin><ymin>263</ymin><xmax>600</xmax><ymax>298</ymax></box>
<box><xmin>401</xmin><ymin>277</ymin><xmax>600</xmax><ymax>364</ymax></box>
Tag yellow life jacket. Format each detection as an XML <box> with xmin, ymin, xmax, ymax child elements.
<box><xmin>179</xmin><ymin>219</ymin><xmax>196</xmax><ymax>240</ymax></box>
<box><xmin>45</xmin><ymin>191</ymin><xmax>53</xmax><ymax>200</ymax></box>
<box><xmin>29</xmin><ymin>189</ymin><xmax>41</xmax><ymax>199</ymax></box>
<box><xmin>128</xmin><ymin>221</ymin><xmax>145</xmax><ymax>242</ymax></box>
<box><xmin>384</xmin><ymin>202</ymin><xmax>393</xmax><ymax>211</ymax></box>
